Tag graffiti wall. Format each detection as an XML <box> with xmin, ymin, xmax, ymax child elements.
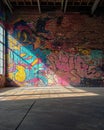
<box><xmin>7</xmin><ymin>12</ymin><xmax>104</xmax><ymax>87</ymax></box>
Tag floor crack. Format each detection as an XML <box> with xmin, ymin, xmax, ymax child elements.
<box><xmin>15</xmin><ymin>100</ymin><xmax>36</xmax><ymax>130</ymax></box>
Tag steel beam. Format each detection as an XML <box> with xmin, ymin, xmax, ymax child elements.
<box><xmin>37</xmin><ymin>0</ymin><xmax>41</xmax><ymax>13</ymax></box>
<box><xmin>30</xmin><ymin>0</ymin><xmax>33</xmax><ymax>5</ymax></box>
<box><xmin>61</xmin><ymin>0</ymin><xmax>64</xmax><ymax>10</ymax></box>
<box><xmin>64</xmin><ymin>0</ymin><xmax>68</xmax><ymax>13</ymax></box>
<box><xmin>91</xmin><ymin>0</ymin><xmax>101</xmax><ymax>15</ymax></box>
<box><xmin>4</xmin><ymin>0</ymin><xmax>13</xmax><ymax>13</ymax></box>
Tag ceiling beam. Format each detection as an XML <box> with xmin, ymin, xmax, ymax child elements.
<box><xmin>29</xmin><ymin>0</ymin><xmax>33</xmax><ymax>5</ymax></box>
<box><xmin>54</xmin><ymin>0</ymin><xmax>56</xmax><ymax>6</ymax></box>
<box><xmin>7</xmin><ymin>0</ymin><xmax>12</xmax><ymax>7</ymax></box>
<box><xmin>87</xmin><ymin>0</ymin><xmax>91</xmax><ymax>6</ymax></box>
<box><xmin>80</xmin><ymin>0</ymin><xmax>82</xmax><ymax>5</ymax></box>
<box><xmin>73</xmin><ymin>0</ymin><xmax>74</xmax><ymax>6</ymax></box>
<box><xmin>16</xmin><ymin>0</ymin><xmax>19</xmax><ymax>5</ymax></box>
<box><xmin>3</xmin><ymin>0</ymin><xmax>13</xmax><ymax>13</ymax></box>
<box><xmin>23</xmin><ymin>0</ymin><xmax>26</xmax><ymax>5</ymax></box>
<box><xmin>61</xmin><ymin>0</ymin><xmax>64</xmax><ymax>10</ymax></box>
<box><xmin>91</xmin><ymin>0</ymin><xmax>101</xmax><ymax>15</ymax></box>
<box><xmin>64</xmin><ymin>0</ymin><xmax>68</xmax><ymax>13</ymax></box>
<box><xmin>37</xmin><ymin>0</ymin><xmax>41</xmax><ymax>13</ymax></box>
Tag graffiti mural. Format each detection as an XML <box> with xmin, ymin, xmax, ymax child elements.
<box><xmin>7</xmin><ymin>13</ymin><xmax>104</xmax><ymax>87</ymax></box>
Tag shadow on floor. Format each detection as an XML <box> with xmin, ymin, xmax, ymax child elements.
<box><xmin>0</xmin><ymin>87</ymin><xmax>104</xmax><ymax>130</ymax></box>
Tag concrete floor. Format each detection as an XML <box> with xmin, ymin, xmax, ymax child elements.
<box><xmin>0</xmin><ymin>86</ymin><xmax>104</xmax><ymax>130</ymax></box>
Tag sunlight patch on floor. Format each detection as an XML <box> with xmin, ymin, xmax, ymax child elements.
<box><xmin>0</xmin><ymin>86</ymin><xmax>100</xmax><ymax>101</ymax></box>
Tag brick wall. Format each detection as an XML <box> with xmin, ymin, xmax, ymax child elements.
<box><xmin>7</xmin><ymin>12</ymin><xmax>104</xmax><ymax>87</ymax></box>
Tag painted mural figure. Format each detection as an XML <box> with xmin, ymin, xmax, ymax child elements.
<box><xmin>8</xmin><ymin>13</ymin><xmax>104</xmax><ymax>87</ymax></box>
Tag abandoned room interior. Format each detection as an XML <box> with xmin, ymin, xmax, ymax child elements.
<box><xmin>0</xmin><ymin>0</ymin><xmax>104</xmax><ymax>130</ymax></box>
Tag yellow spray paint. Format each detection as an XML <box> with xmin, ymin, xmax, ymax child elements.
<box><xmin>17</xmin><ymin>31</ymin><xmax>27</xmax><ymax>42</ymax></box>
<box><xmin>31</xmin><ymin>58</ymin><xmax>39</xmax><ymax>66</ymax></box>
<box><xmin>8</xmin><ymin>35</ymin><xmax>20</xmax><ymax>50</ymax></box>
<box><xmin>34</xmin><ymin>37</ymin><xmax>40</xmax><ymax>49</ymax></box>
<box><xmin>15</xmin><ymin>65</ymin><xmax>26</xmax><ymax>82</ymax></box>
<box><xmin>8</xmin><ymin>73</ymin><xmax>14</xmax><ymax>80</ymax></box>
<box><xmin>23</xmin><ymin>32</ymin><xmax>27</xmax><ymax>42</ymax></box>
<box><xmin>20</xmin><ymin>53</ymin><xmax>26</xmax><ymax>57</ymax></box>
